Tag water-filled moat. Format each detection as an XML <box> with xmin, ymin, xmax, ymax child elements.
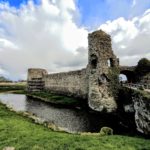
<box><xmin>0</xmin><ymin>93</ymin><xmax>110</xmax><ymax>133</ymax></box>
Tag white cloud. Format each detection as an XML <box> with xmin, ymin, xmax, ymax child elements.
<box><xmin>0</xmin><ymin>0</ymin><xmax>88</xmax><ymax>80</ymax></box>
<box><xmin>0</xmin><ymin>0</ymin><xmax>149</xmax><ymax>80</ymax></box>
<box><xmin>99</xmin><ymin>9</ymin><xmax>150</xmax><ymax>66</ymax></box>
<box><xmin>0</xmin><ymin>67</ymin><xmax>9</xmax><ymax>76</ymax></box>
<box><xmin>100</xmin><ymin>17</ymin><xmax>138</xmax><ymax>43</ymax></box>
<box><xmin>0</xmin><ymin>38</ymin><xmax>18</xmax><ymax>51</ymax></box>
<box><xmin>42</xmin><ymin>0</ymin><xmax>60</xmax><ymax>16</ymax></box>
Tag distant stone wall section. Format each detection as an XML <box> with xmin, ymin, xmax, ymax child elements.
<box><xmin>44</xmin><ymin>69</ymin><xmax>88</xmax><ymax>99</ymax></box>
<box><xmin>27</xmin><ymin>68</ymin><xmax>48</xmax><ymax>92</ymax></box>
<box><xmin>119</xmin><ymin>66</ymin><xmax>135</xmax><ymax>72</ymax></box>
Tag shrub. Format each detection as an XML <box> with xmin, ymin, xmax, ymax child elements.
<box><xmin>99</xmin><ymin>127</ymin><xmax>113</xmax><ymax>136</ymax></box>
<box><xmin>135</xmin><ymin>58</ymin><xmax>150</xmax><ymax>78</ymax></box>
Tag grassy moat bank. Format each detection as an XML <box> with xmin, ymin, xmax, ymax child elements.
<box><xmin>0</xmin><ymin>82</ymin><xmax>26</xmax><ymax>93</ymax></box>
<box><xmin>0</xmin><ymin>103</ymin><xmax>150</xmax><ymax>150</ymax></box>
<box><xmin>26</xmin><ymin>91</ymin><xmax>88</xmax><ymax>108</ymax></box>
<box><xmin>0</xmin><ymin>84</ymin><xmax>150</xmax><ymax>149</ymax></box>
<box><xmin>14</xmin><ymin>91</ymin><xmax>87</xmax><ymax>108</ymax></box>
<box><xmin>0</xmin><ymin>83</ymin><xmax>87</xmax><ymax>107</ymax></box>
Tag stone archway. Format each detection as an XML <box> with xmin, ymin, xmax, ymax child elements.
<box><xmin>120</xmin><ymin>70</ymin><xmax>136</xmax><ymax>83</ymax></box>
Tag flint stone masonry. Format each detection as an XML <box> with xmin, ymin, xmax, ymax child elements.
<box><xmin>44</xmin><ymin>69</ymin><xmax>88</xmax><ymax>99</ymax></box>
<box><xmin>133</xmin><ymin>95</ymin><xmax>150</xmax><ymax>135</ymax></box>
<box><xmin>122</xmin><ymin>88</ymin><xmax>150</xmax><ymax>135</ymax></box>
<box><xmin>27</xmin><ymin>30</ymin><xmax>119</xmax><ymax>112</ymax></box>
<box><xmin>87</xmin><ymin>31</ymin><xmax>119</xmax><ymax>112</ymax></box>
<box><xmin>27</xmin><ymin>69</ymin><xmax>48</xmax><ymax>92</ymax></box>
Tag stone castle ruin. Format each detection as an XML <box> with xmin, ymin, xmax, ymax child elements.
<box><xmin>27</xmin><ymin>30</ymin><xmax>120</xmax><ymax>112</ymax></box>
<box><xmin>27</xmin><ymin>30</ymin><xmax>150</xmax><ymax>135</ymax></box>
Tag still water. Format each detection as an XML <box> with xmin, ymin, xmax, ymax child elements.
<box><xmin>0</xmin><ymin>93</ymin><xmax>108</xmax><ymax>133</ymax></box>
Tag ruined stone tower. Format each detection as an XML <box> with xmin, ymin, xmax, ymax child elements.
<box><xmin>27</xmin><ymin>68</ymin><xmax>48</xmax><ymax>92</ymax></box>
<box><xmin>87</xmin><ymin>30</ymin><xmax>119</xmax><ymax>112</ymax></box>
<box><xmin>27</xmin><ymin>30</ymin><xmax>119</xmax><ymax>112</ymax></box>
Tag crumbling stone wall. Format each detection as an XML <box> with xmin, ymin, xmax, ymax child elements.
<box><xmin>44</xmin><ymin>69</ymin><xmax>88</xmax><ymax>99</ymax></box>
<box><xmin>27</xmin><ymin>30</ymin><xmax>119</xmax><ymax>112</ymax></box>
<box><xmin>133</xmin><ymin>93</ymin><xmax>150</xmax><ymax>135</ymax></box>
<box><xmin>27</xmin><ymin>68</ymin><xmax>48</xmax><ymax>92</ymax></box>
<box><xmin>120</xmin><ymin>87</ymin><xmax>150</xmax><ymax>135</ymax></box>
<box><xmin>87</xmin><ymin>30</ymin><xmax>119</xmax><ymax>112</ymax></box>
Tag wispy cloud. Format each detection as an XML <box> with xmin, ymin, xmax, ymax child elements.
<box><xmin>99</xmin><ymin>9</ymin><xmax>150</xmax><ymax>65</ymax></box>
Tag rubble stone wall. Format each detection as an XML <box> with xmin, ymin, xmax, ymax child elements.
<box><xmin>133</xmin><ymin>93</ymin><xmax>150</xmax><ymax>135</ymax></box>
<box><xmin>87</xmin><ymin>30</ymin><xmax>119</xmax><ymax>112</ymax></box>
<box><xmin>27</xmin><ymin>68</ymin><xmax>48</xmax><ymax>92</ymax></box>
<box><xmin>27</xmin><ymin>30</ymin><xmax>119</xmax><ymax>112</ymax></box>
<box><xmin>44</xmin><ymin>69</ymin><xmax>88</xmax><ymax>99</ymax></box>
<box><xmin>27</xmin><ymin>30</ymin><xmax>150</xmax><ymax>135</ymax></box>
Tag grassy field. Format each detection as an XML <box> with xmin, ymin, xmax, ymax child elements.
<box><xmin>0</xmin><ymin>82</ymin><xmax>85</xmax><ymax>107</ymax></box>
<box><xmin>12</xmin><ymin>90</ymin><xmax>86</xmax><ymax>107</ymax></box>
<box><xmin>0</xmin><ymin>84</ymin><xmax>150</xmax><ymax>150</ymax></box>
<box><xmin>0</xmin><ymin>82</ymin><xmax>26</xmax><ymax>92</ymax></box>
<box><xmin>26</xmin><ymin>91</ymin><xmax>86</xmax><ymax>107</ymax></box>
<box><xmin>0</xmin><ymin>103</ymin><xmax>150</xmax><ymax>150</ymax></box>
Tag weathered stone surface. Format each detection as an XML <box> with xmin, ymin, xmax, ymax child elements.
<box><xmin>44</xmin><ymin>69</ymin><xmax>88</xmax><ymax>99</ymax></box>
<box><xmin>27</xmin><ymin>30</ymin><xmax>119</xmax><ymax>112</ymax></box>
<box><xmin>133</xmin><ymin>95</ymin><xmax>150</xmax><ymax>135</ymax></box>
<box><xmin>119</xmin><ymin>87</ymin><xmax>150</xmax><ymax>135</ymax></box>
<box><xmin>27</xmin><ymin>68</ymin><xmax>48</xmax><ymax>81</ymax></box>
<box><xmin>27</xmin><ymin>68</ymin><xmax>48</xmax><ymax>92</ymax></box>
<box><xmin>26</xmin><ymin>30</ymin><xmax>150</xmax><ymax>135</ymax></box>
<box><xmin>87</xmin><ymin>30</ymin><xmax>118</xmax><ymax>112</ymax></box>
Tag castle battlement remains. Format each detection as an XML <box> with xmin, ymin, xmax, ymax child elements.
<box><xmin>27</xmin><ymin>30</ymin><xmax>119</xmax><ymax>112</ymax></box>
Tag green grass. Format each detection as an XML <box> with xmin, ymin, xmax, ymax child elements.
<box><xmin>0</xmin><ymin>103</ymin><xmax>150</xmax><ymax>150</ymax></box>
<box><xmin>0</xmin><ymin>84</ymin><xmax>26</xmax><ymax>92</ymax></box>
<box><xmin>0</xmin><ymin>83</ymin><xmax>82</xmax><ymax>106</ymax></box>
<box><xmin>26</xmin><ymin>91</ymin><xmax>85</xmax><ymax>107</ymax></box>
<box><xmin>0</xmin><ymin>84</ymin><xmax>83</xmax><ymax>107</ymax></box>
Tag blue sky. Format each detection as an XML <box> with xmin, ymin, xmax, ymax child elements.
<box><xmin>77</xmin><ymin>0</ymin><xmax>150</xmax><ymax>28</ymax></box>
<box><xmin>0</xmin><ymin>0</ymin><xmax>150</xmax><ymax>80</ymax></box>
<box><xmin>0</xmin><ymin>0</ymin><xmax>150</xmax><ymax>28</ymax></box>
<box><xmin>0</xmin><ymin>0</ymin><xmax>40</xmax><ymax>7</ymax></box>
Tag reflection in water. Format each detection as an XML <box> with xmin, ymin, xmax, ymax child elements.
<box><xmin>0</xmin><ymin>93</ymin><xmax>132</xmax><ymax>134</ymax></box>
<box><xmin>25</xmin><ymin>98</ymin><xmax>90</xmax><ymax>132</ymax></box>
<box><xmin>0</xmin><ymin>93</ymin><xmax>27</xmax><ymax>111</ymax></box>
<box><xmin>0</xmin><ymin>93</ymin><xmax>140</xmax><ymax>136</ymax></box>
<box><xmin>0</xmin><ymin>93</ymin><xmax>93</xmax><ymax>133</ymax></box>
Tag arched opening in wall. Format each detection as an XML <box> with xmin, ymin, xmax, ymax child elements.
<box><xmin>91</xmin><ymin>54</ymin><xmax>98</xmax><ymax>69</ymax></box>
<box><xmin>120</xmin><ymin>70</ymin><xmax>136</xmax><ymax>83</ymax></box>
<box><xmin>107</xmin><ymin>58</ymin><xmax>114</xmax><ymax>67</ymax></box>
<box><xmin>119</xmin><ymin>74</ymin><xmax>127</xmax><ymax>83</ymax></box>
